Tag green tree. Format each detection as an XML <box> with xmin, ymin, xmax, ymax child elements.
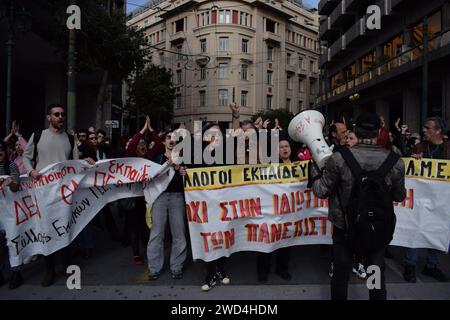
<box><xmin>34</xmin><ymin>0</ymin><xmax>148</xmax><ymax>129</ymax></box>
<box><xmin>126</xmin><ymin>65</ymin><xmax>175</xmax><ymax>130</ymax></box>
<box><xmin>251</xmin><ymin>109</ymin><xmax>295</xmax><ymax>131</ymax></box>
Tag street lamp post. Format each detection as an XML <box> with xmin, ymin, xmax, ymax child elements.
<box><xmin>6</xmin><ymin>31</ymin><xmax>13</xmax><ymax>136</ymax></box>
<box><xmin>1</xmin><ymin>1</ymin><xmax>31</xmax><ymax>135</ymax></box>
<box><xmin>67</xmin><ymin>0</ymin><xmax>77</xmax><ymax>132</ymax></box>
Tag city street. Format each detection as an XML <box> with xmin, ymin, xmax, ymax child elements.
<box><xmin>1</xmin><ymin>221</ymin><xmax>449</xmax><ymax>300</ymax></box>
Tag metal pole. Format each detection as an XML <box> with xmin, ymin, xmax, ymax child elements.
<box><xmin>6</xmin><ymin>37</ymin><xmax>13</xmax><ymax>136</ymax></box>
<box><xmin>67</xmin><ymin>0</ymin><xmax>77</xmax><ymax>132</ymax></box>
<box><xmin>421</xmin><ymin>17</ymin><xmax>429</xmax><ymax>127</ymax></box>
<box><xmin>5</xmin><ymin>1</ymin><xmax>14</xmax><ymax>136</ymax></box>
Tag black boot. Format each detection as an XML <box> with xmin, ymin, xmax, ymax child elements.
<box><xmin>8</xmin><ymin>271</ymin><xmax>23</xmax><ymax>290</ymax></box>
<box><xmin>41</xmin><ymin>270</ymin><xmax>56</xmax><ymax>287</ymax></box>
<box><xmin>403</xmin><ymin>265</ymin><xmax>416</xmax><ymax>283</ymax></box>
<box><xmin>0</xmin><ymin>272</ymin><xmax>5</xmax><ymax>287</ymax></box>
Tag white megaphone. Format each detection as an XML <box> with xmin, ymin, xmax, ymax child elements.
<box><xmin>288</xmin><ymin>110</ymin><xmax>333</xmax><ymax>169</ymax></box>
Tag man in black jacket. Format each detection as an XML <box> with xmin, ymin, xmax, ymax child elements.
<box><xmin>310</xmin><ymin>112</ymin><xmax>406</xmax><ymax>300</ymax></box>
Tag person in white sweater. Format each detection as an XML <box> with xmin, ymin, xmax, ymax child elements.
<box><xmin>23</xmin><ymin>104</ymin><xmax>93</xmax><ymax>287</ymax></box>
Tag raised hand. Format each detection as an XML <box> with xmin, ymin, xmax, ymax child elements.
<box><xmin>146</xmin><ymin>115</ymin><xmax>154</xmax><ymax>132</ymax></box>
<box><xmin>229</xmin><ymin>102</ymin><xmax>240</xmax><ymax>115</ymax></box>
<box><xmin>254</xmin><ymin>117</ymin><xmax>263</xmax><ymax>129</ymax></box>
<box><xmin>274</xmin><ymin>118</ymin><xmax>281</xmax><ymax>129</ymax></box>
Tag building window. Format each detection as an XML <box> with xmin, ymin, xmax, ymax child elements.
<box><xmin>239</xmin><ymin>12</ymin><xmax>249</xmax><ymax>26</ymax></box>
<box><xmin>219</xmin><ymin>37</ymin><xmax>229</xmax><ymax>51</ymax></box>
<box><xmin>287</xmin><ymin>75</ymin><xmax>292</xmax><ymax>90</ymax></box>
<box><xmin>383</xmin><ymin>34</ymin><xmax>403</xmax><ymax>59</ymax></box>
<box><xmin>267</xmin><ymin>95</ymin><xmax>272</xmax><ymax>110</ymax></box>
<box><xmin>176</xmin><ymin>45</ymin><xmax>183</xmax><ymax>60</ymax></box>
<box><xmin>266</xmin><ymin>18</ymin><xmax>276</xmax><ymax>33</ymax></box>
<box><xmin>201</xmin><ymin>12</ymin><xmax>210</xmax><ymax>26</ymax></box>
<box><xmin>286</xmin><ymin>98</ymin><xmax>291</xmax><ymax>111</ymax></box>
<box><xmin>175</xmin><ymin>94</ymin><xmax>182</xmax><ymax>109</ymax></box>
<box><xmin>219</xmin><ymin>89</ymin><xmax>228</xmax><ymax>106</ymax></box>
<box><xmin>241</xmin><ymin>91</ymin><xmax>248</xmax><ymax>107</ymax></box>
<box><xmin>199</xmin><ymin>91</ymin><xmax>206</xmax><ymax>107</ymax></box>
<box><xmin>200</xmin><ymin>39</ymin><xmax>207</xmax><ymax>53</ymax></box>
<box><xmin>299</xmin><ymin>100</ymin><xmax>303</xmax><ymax>110</ymax></box>
<box><xmin>218</xmin><ymin>63</ymin><xmax>228</xmax><ymax>79</ymax></box>
<box><xmin>144</xmin><ymin>19</ymin><xmax>149</xmax><ymax>27</ymax></box>
<box><xmin>199</xmin><ymin>66</ymin><xmax>206</xmax><ymax>80</ymax></box>
<box><xmin>175</xmin><ymin>18</ymin><xmax>184</xmax><ymax>32</ymax></box>
<box><xmin>176</xmin><ymin>70</ymin><xmax>182</xmax><ymax>85</ymax></box>
<box><xmin>299</xmin><ymin>56</ymin><xmax>305</xmax><ymax>69</ymax></box>
<box><xmin>267</xmin><ymin>71</ymin><xmax>273</xmax><ymax>85</ymax></box>
<box><xmin>242</xmin><ymin>39</ymin><xmax>249</xmax><ymax>53</ymax></box>
<box><xmin>361</xmin><ymin>50</ymin><xmax>376</xmax><ymax>73</ymax></box>
<box><xmin>219</xmin><ymin>10</ymin><xmax>231</xmax><ymax>24</ymax></box>
<box><xmin>267</xmin><ymin>46</ymin><xmax>273</xmax><ymax>61</ymax></box>
<box><xmin>241</xmin><ymin>64</ymin><xmax>248</xmax><ymax>80</ymax></box>
<box><xmin>299</xmin><ymin>77</ymin><xmax>305</xmax><ymax>92</ymax></box>
<box><xmin>310</xmin><ymin>60</ymin><xmax>315</xmax><ymax>72</ymax></box>
<box><xmin>343</xmin><ymin>63</ymin><xmax>356</xmax><ymax>81</ymax></box>
<box><xmin>310</xmin><ymin>80</ymin><xmax>316</xmax><ymax>95</ymax></box>
<box><xmin>287</xmin><ymin>53</ymin><xmax>292</xmax><ymax>65</ymax></box>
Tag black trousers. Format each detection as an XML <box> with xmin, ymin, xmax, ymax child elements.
<box><xmin>44</xmin><ymin>247</ymin><xmax>71</xmax><ymax>273</ymax></box>
<box><xmin>257</xmin><ymin>247</ymin><xmax>290</xmax><ymax>277</ymax></box>
<box><xmin>124</xmin><ymin>197</ymin><xmax>149</xmax><ymax>256</ymax></box>
<box><xmin>205</xmin><ymin>257</ymin><xmax>227</xmax><ymax>281</ymax></box>
<box><xmin>331</xmin><ymin>227</ymin><xmax>386</xmax><ymax>300</ymax></box>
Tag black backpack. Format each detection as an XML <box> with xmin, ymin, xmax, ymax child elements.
<box><xmin>32</xmin><ymin>130</ymin><xmax>74</xmax><ymax>169</ymax></box>
<box><xmin>338</xmin><ymin>148</ymin><xmax>399</xmax><ymax>254</ymax></box>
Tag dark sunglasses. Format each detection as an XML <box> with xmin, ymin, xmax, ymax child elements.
<box><xmin>89</xmin><ymin>137</ymin><xmax>96</xmax><ymax>140</ymax></box>
<box><xmin>52</xmin><ymin>112</ymin><xmax>66</xmax><ymax>117</ymax></box>
<box><xmin>78</xmin><ymin>134</ymin><xmax>86</xmax><ymax>138</ymax></box>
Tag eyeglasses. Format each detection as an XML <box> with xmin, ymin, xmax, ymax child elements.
<box><xmin>89</xmin><ymin>137</ymin><xmax>96</xmax><ymax>141</ymax></box>
<box><xmin>52</xmin><ymin>112</ymin><xmax>65</xmax><ymax>118</ymax></box>
<box><xmin>423</xmin><ymin>126</ymin><xmax>434</xmax><ymax>130</ymax></box>
<box><xmin>78</xmin><ymin>134</ymin><xmax>86</xmax><ymax>138</ymax></box>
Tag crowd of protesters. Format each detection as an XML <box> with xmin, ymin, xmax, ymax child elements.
<box><xmin>0</xmin><ymin>102</ymin><xmax>448</xmax><ymax>297</ymax></box>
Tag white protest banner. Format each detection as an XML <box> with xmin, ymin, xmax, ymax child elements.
<box><xmin>0</xmin><ymin>158</ymin><xmax>173</xmax><ymax>267</ymax></box>
<box><xmin>391</xmin><ymin>158</ymin><xmax>450</xmax><ymax>251</ymax></box>
<box><xmin>184</xmin><ymin>159</ymin><xmax>450</xmax><ymax>262</ymax></box>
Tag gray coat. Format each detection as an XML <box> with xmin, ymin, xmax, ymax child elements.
<box><xmin>311</xmin><ymin>143</ymin><xmax>406</xmax><ymax>230</ymax></box>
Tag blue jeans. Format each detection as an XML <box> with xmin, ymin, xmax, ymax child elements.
<box><xmin>147</xmin><ymin>192</ymin><xmax>187</xmax><ymax>274</ymax></box>
<box><xmin>405</xmin><ymin>248</ymin><xmax>440</xmax><ymax>268</ymax></box>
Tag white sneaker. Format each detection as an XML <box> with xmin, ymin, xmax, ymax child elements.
<box><xmin>216</xmin><ymin>270</ymin><xmax>230</xmax><ymax>285</ymax></box>
<box><xmin>352</xmin><ymin>263</ymin><xmax>367</xmax><ymax>279</ymax></box>
<box><xmin>201</xmin><ymin>275</ymin><xmax>217</xmax><ymax>292</ymax></box>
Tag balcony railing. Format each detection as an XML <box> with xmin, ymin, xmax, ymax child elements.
<box><xmin>318</xmin><ymin>0</ymin><xmax>340</xmax><ymax>15</ymax></box>
<box><xmin>329</xmin><ymin>35</ymin><xmax>346</xmax><ymax>58</ymax></box>
<box><xmin>330</xmin><ymin>1</ymin><xmax>345</xmax><ymax>27</ymax></box>
<box><xmin>345</xmin><ymin>18</ymin><xmax>365</xmax><ymax>46</ymax></box>
<box><xmin>322</xmin><ymin>29</ymin><xmax>450</xmax><ymax>100</ymax></box>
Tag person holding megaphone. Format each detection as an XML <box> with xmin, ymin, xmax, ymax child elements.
<box><xmin>288</xmin><ymin>111</ymin><xmax>406</xmax><ymax>300</ymax></box>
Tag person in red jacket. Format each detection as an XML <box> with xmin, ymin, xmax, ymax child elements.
<box><xmin>126</xmin><ymin>116</ymin><xmax>163</xmax><ymax>159</ymax></box>
<box><xmin>377</xmin><ymin>116</ymin><xmax>392</xmax><ymax>150</ymax></box>
<box><xmin>123</xmin><ymin>116</ymin><xmax>163</xmax><ymax>265</ymax></box>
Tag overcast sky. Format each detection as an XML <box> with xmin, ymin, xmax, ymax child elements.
<box><xmin>126</xmin><ymin>0</ymin><xmax>320</xmax><ymax>13</ymax></box>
